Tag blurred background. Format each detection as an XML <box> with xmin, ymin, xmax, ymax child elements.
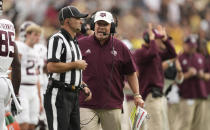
<box><xmin>3</xmin><ymin>0</ymin><xmax>210</xmax><ymax>54</ymax></box>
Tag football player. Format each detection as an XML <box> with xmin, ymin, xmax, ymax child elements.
<box><xmin>18</xmin><ymin>21</ymin><xmax>35</xmax><ymax>43</ymax></box>
<box><xmin>0</xmin><ymin>18</ymin><xmax>21</xmax><ymax>130</ymax></box>
<box><xmin>15</xmin><ymin>23</ymin><xmax>42</xmax><ymax>130</ymax></box>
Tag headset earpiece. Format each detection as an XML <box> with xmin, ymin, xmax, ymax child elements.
<box><xmin>90</xmin><ymin>20</ymin><xmax>95</xmax><ymax>31</ymax></box>
<box><xmin>110</xmin><ymin>22</ymin><xmax>116</xmax><ymax>34</ymax></box>
<box><xmin>143</xmin><ymin>32</ymin><xmax>150</xmax><ymax>44</ymax></box>
<box><xmin>111</xmin><ymin>14</ymin><xmax>118</xmax><ymax>34</ymax></box>
<box><xmin>81</xmin><ymin>23</ymin><xmax>87</xmax><ymax>34</ymax></box>
<box><xmin>90</xmin><ymin>12</ymin><xmax>96</xmax><ymax>31</ymax></box>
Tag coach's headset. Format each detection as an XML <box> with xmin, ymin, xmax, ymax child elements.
<box><xmin>90</xmin><ymin>11</ymin><xmax>118</xmax><ymax>34</ymax></box>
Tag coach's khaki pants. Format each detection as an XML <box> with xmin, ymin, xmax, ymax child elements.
<box><xmin>168</xmin><ymin>103</ymin><xmax>180</xmax><ymax>130</ymax></box>
<box><xmin>177</xmin><ymin>98</ymin><xmax>207</xmax><ymax>130</ymax></box>
<box><xmin>80</xmin><ymin>108</ymin><xmax>121</xmax><ymax>130</ymax></box>
<box><xmin>121</xmin><ymin>99</ymin><xmax>135</xmax><ymax>130</ymax></box>
<box><xmin>142</xmin><ymin>93</ymin><xmax>169</xmax><ymax>130</ymax></box>
<box><xmin>205</xmin><ymin>97</ymin><xmax>210</xmax><ymax>130</ymax></box>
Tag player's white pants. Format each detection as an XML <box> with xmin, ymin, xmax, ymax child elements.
<box><xmin>15</xmin><ymin>85</ymin><xmax>40</xmax><ymax>125</ymax></box>
<box><xmin>0</xmin><ymin>78</ymin><xmax>12</xmax><ymax>130</ymax></box>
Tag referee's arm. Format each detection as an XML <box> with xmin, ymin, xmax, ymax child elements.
<box><xmin>47</xmin><ymin>36</ymin><xmax>87</xmax><ymax>73</ymax></box>
<box><xmin>47</xmin><ymin>61</ymin><xmax>87</xmax><ymax>73</ymax></box>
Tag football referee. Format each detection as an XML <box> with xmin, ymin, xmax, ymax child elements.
<box><xmin>44</xmin><ymin>6</ymin><xmax>92</xmax><ymax>130</ymax></box>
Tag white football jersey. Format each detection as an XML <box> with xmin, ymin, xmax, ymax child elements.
<box><xmin>34</xmin><ymin>43</ymin><xmax>48</xmax><ymax>85</ymax></box>
<box><xmin>16</xmin><ymin>41</ymin><xmax>39</xmax><ymax>84</ymax></box>
<box><xmin>0</xmin><ymin>19</ymin><xmax>15</xmax><ymax>74</ymax></box>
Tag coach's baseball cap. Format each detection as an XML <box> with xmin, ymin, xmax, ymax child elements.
<box><xmin>94</xmin><ymin>11</ymin><xmax>114</xmax><ymax>24</ymax></box>
<box><xmin>59</xmin><ymin>6</ymin><xmax>88</xmax><ymax>21</ymax></box>
<box><xmin>184</xmin><ymin>35</ymin><xmax>198</xmax><ymax>48</ymax></box>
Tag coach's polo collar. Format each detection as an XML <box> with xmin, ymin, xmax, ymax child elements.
<box><xmin>60</xmin><ymin>28</ymin><xmax>76</xmax><ymax>42</ymax></box>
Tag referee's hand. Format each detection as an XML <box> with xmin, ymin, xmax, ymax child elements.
<box><xmin>76</xmin><ymin>60</ymin><xmax>88</xmax><ymax>70</ymax></box>
<box><xmin>83</xmin><ymin>87</ymin><xmax>92</xmax><ymax>101</ymax></box>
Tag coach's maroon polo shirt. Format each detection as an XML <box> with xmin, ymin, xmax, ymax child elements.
<box><xmin>78</xmin><ymin>35</ymin><xmax>136</xmax><ymax>109</ymax></box>
<box><xmin>178</xmin><ymin>52</ymin><xmax>207</xmax><ymax>99</ymax></box>
<box><xmin>134</xmin><ymin>40</ymin><xmax>176</xmax><ymax>100</ymax></box>
<box><xmin>204</xmin><ymin>56</ymin><xmax>210</xmax><ymax>95</ymax></box>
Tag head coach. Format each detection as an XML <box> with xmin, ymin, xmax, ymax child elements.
<box><xmin>45</xmin><ymin>6</ymin><xmax>92</xmax><ymax>130</ymax></box>
<box><xmin>78</xmin><ymin>11</ymin><xmax>144</xmax><ymax>130</ymax></box>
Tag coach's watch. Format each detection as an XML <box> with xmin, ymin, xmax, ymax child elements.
<box><xmin>80</xmin><ymin>83</ymin><xmax>88</xmax><ymax>88</ymax></box>
<box><xmin>134</xmin><ymin>93</ymin><xmax>142</xmax><ymax>99</ymax></box>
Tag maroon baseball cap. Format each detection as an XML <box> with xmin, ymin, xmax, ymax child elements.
<box><xmin>143</xmin><ymin>29</ymin><xmax>165</xmax><ymax>43</ymax></box>
<box><xmin>184</xmin><ymin>35</ymin><xmax>198</xmax><ymax>48</ymax></box>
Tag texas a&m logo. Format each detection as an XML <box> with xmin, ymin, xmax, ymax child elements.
<box><xmin>100</xmin><ymin>13</ymin><xmax>106</xmax><ymax>17</ymax></box>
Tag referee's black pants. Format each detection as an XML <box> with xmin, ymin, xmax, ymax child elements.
<box><xmin>44</xmin><ymin>87</ymin><xmax>80</xmax><ymax>130</ymax></box>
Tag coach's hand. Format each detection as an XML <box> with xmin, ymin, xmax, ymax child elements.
<box><xmin>198</xmin><ymin>70</ymin><xmax>205</xmax><ymax>79</ymax></box>
<box><xmin>83</xmin><ymin>87</ymin><xmax>92</xmax><ymax>101</ymax></box>
<box><xmin>76</xmin><ymin>60</ymin><xmax>88</xmax><ymax>70</ymax></box>
<box><xmin>157</xmin><ymin>25</ymin><xmax>168</xmax><ymax>41</ymax></box>
<box><xmin>148</xmin><ymin>23</ymin><xmax>155</xmax><ymax>41</ymax></box>
<box><xmin>188</xmin><ymin>67</ymin><xmax>197</xmax><ymax>77</ymax></box>
<box><xmin>134</xmin><ymin>94</ymin><xmax>144</xmax><ymax>108</ymax></box>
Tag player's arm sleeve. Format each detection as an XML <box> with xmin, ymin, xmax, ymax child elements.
<box><xmin>47</xmin><ymin>36</ymin><xmax>63</xmax><ymax>62</ymax></box>
<box><xmin>160</xmin><ymin>39</ymin><xmax>177</xmax><ymax>61</ymax></box>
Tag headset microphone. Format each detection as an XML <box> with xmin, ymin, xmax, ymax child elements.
<box><xmin>103</xmin><ymin>32</ymin><xmax>108</xmax><ymax>36</ymax></box>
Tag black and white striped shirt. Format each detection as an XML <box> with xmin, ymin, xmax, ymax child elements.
<box><xmin>47</xmin><ymin>29</ymin><xmax>82</xmax><ymax>87</ymax></box>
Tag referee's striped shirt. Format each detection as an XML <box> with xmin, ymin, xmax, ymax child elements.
<box><xmin>47</xmin><ymin>28</ymin><xmax>82</xmax><ymax>87</ymax></box>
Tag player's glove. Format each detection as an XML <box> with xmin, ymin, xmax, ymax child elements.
<box><xmin>11</xmin><ymin>97</ymin><xmax>21</xmax><ymax>116</ymax></box>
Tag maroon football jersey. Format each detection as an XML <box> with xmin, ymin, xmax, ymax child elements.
<box><xmin>178</xmin><ymin>52</ymin><xmax>207</xmax><ymax>98</ymax></box>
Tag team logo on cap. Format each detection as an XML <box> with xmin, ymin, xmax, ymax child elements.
<box><xmin>100</xmin><ymin>13</ymin><xmax>106</xmax><ymax>17</ymax></box>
